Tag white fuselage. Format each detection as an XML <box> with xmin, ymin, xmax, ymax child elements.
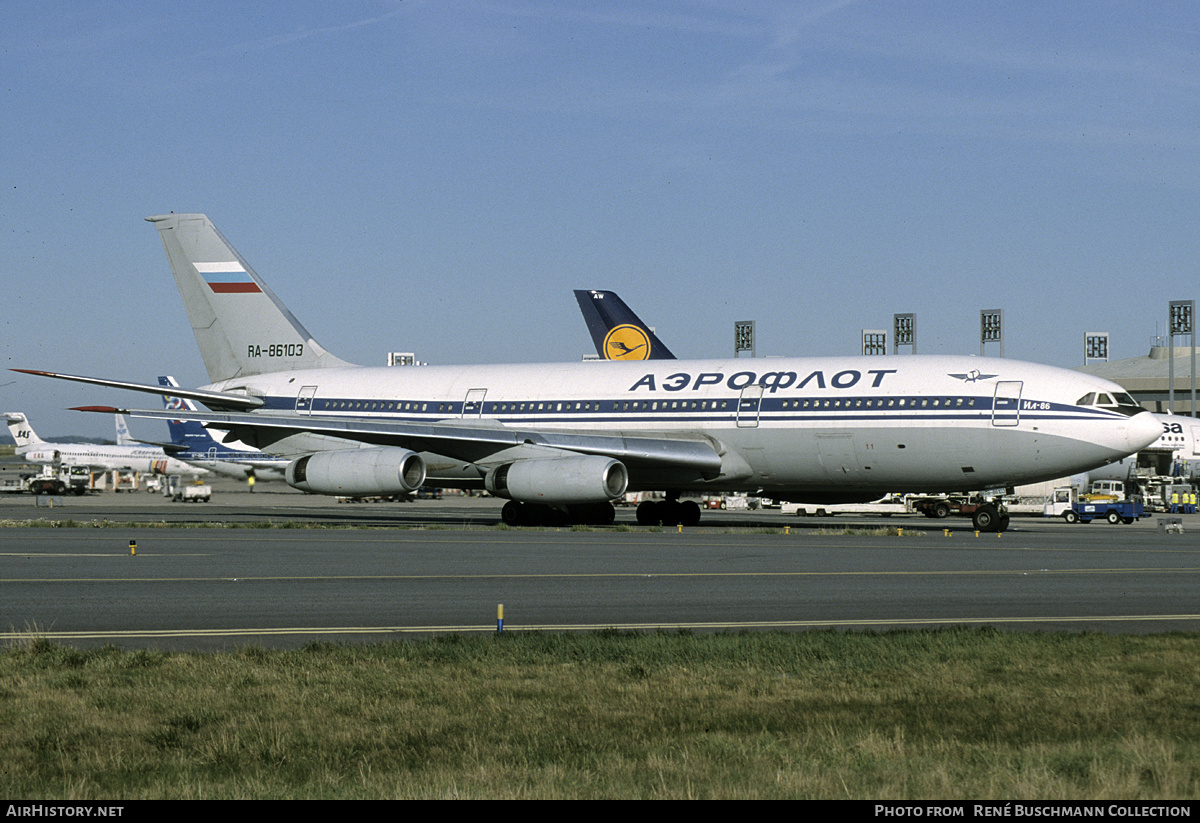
<box><xmin>202</xmin><ymin>354</ymin><xmax>1160</xmax><ymax>501</ymax></box>
<box><xmin>173</xmin><ymin>452</ymin><xmax>287</xmax><ymax>481</ymax></box>
<box><xmin>17</xmin><ymin>443</ymin><xmax>206</xmax><ymax>476</ymax></box>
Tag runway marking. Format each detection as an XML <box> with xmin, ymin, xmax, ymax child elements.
<box><xmin>3</xmin><ymin>566</ymin><xmax>1199</xmax><ymax>583</ymax></box>
<box><xmin>4</xmin><ymin>614</ymin><xmax>1200</xmax><ymax>641</ymax></box>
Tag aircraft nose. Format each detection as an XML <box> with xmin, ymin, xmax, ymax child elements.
<box><xmin>1127</xmin><ymin>411</ymin><xmax>1163</xmax><ymax>452</ymax></box>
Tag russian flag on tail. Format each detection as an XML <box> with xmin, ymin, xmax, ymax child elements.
<box><xmin>195</xmin><ymin>262</ymin><xmax>261</xmax><ymax>293</ymax></box>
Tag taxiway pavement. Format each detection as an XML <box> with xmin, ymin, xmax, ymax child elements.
<box><xmin>2</xmin><ymin>479</ymin><xmax>1197</xmax><ymax>649</ymax></box>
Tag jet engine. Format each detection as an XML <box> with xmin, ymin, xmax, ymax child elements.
<box><xmin>286</xmin><ymin>447</ymin><xmax>427</xmax><ymax>496</ymax></box>
<box><xmin>485</xmin><ymin>455</ymin><xmax>628</xmax><ymax>503</ymax></box>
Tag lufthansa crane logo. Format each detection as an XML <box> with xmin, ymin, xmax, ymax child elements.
<box><xmin>603</xmin><ymin>324</ymin><xmax>652</xmax><ymax>360</ymax></box>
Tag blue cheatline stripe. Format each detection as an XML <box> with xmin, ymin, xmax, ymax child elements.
<box><xmin>245</xmin><ymin>392</ymin><xmax>1123</xmax><ymax>428</ymax></box>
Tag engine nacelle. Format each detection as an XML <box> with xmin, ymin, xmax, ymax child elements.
<box><xmin>286</xmin><ymin>448</ymin><xmax>427</xmax><ymax>496</ymax></box>
<box><xmin>485</xmin><ymin>455</ymin><xmax>628</xmax><ymax>504</ymax></box>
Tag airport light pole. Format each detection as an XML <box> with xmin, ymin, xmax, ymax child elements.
<box><xmin>862</xmin><ymin>330</ymin><xmax>886</xmax><ymax>356</ymax></box>
<box><xmin>894</xmin><ymin>313</ymin><xmax>915</xmax><ymax>354</ymax></box>
<box><xmin>1168</xmin><ymin>300</ymin><xmax>1196</xmax><ymax>417</ymax></box>
<box><xmin>980</xmin><ymin>309</ymin><xmax>1004</xmax><ymax>358</ymax></box>
<box><xmin>734</xmin><ymin>321</ymin><xmax>755</xmax><ymax>358</ymax></box>
<box><xmin>1084</xmin><ymin>333</ymin><xmax>1109</xmax><ymax>365</ymax></box>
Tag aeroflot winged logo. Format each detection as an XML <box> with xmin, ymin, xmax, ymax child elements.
<box><xmin>194</xmin><ymin>262</ymin><xmax>262</xmax><ymax>294</ymax></box>
<box><xmin>603</xmin><ymin>324</ymin><xmax>652</xmax><ymax>360</ymax></box>
<box><xmin>948</xmin><ymin>370</ymin><xmax>999</xmax><ymax>382</ymax></box>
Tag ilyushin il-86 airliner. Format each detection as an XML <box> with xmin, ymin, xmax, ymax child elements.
<box><xmin>15</xmin><ymin>214</ymin><xmax>1160</xmax><ymax>531</ymax></box>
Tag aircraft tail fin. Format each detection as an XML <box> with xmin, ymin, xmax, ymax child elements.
<box><xmin>114</xmin><ymin>414</ymin><xmax>134</xmax><ymax>446</ymax></box>
<box><xmin>159</xmin><ymin>376</ymin><xmax>223</xmax><ymax>452</ymax></box>
<box><xmin>574</xmin><ymin>290</ymin><xmax>676</xmax><ymax>360</ymax></box>
<box><xmin>3</xmin><ymin>413</ymin><xmax>43</xmax><ymax>448</ymax></box>
<box><xmin>146</xmin><ymin>214</ymin><xmax>356</xmax><ymax>383</ymax></box>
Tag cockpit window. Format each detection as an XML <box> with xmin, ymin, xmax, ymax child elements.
<box><xmin>1077</xmin><ymin>389</ymin><xmax>1144</xmax><ymax>415</ymax></box>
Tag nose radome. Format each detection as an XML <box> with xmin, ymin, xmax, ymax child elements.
<box><xmin>1127</xmin><ymin>411</ymin><xmax>1163</xmax><ymax>452</ymax></box>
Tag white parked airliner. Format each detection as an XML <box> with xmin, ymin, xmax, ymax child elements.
<box><xmin>15</xmin><ymin>214</ymin><xmax>1160</xmax><ymax>531</ymax></box>
<box><xmin>4</xmin><ymin>412</ymin><xmax>205</xmax><ymax>477</ymax></box>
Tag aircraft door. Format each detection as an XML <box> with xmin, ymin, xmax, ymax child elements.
<box><xmin>737</xmin><ymin>385</ymin><xmax>763</xmax><ymax>428</ymax></box>
<box><xmin>462</xmin><ymin>389</ymin><xmax>487</xmax><ymax>418</ymax></box>
<box><xmin>991</xmin><ymin>381</ymin><xmax>1023</xmax><ymax>427</ymax></box>
<box><xmin>296</xmin><ymin>386</ymin><xmax>317</xmax><ymax>416</ymax></box>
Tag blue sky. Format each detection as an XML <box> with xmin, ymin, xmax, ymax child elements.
<box><xmin>5</xmin><ymin>1</ymin><xmax>1200</xmax><ymax>440</ymax></box>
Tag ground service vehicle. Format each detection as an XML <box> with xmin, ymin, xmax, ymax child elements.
<box><xmin>26</xmin><ymin>467</ymin><xmax>89</xmax><ymax>496</ymax></box>
<box><xmin>164</xmin><ymin>476</ymin><xmax>212</xmax><ymax>502</ymax></box>
<box><xmin>1043</xmin><ymin>486</ymin><xmax>1143</xmax><ymax>524</ymax></box>
<box><xmin>909</xmin><ymin>494</ymin><xmax>1011</xmax><ymax>531</ymax></box>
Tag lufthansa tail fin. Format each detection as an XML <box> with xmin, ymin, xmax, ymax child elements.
<box><xmin>146</xmin><ymin>214</ymin><xmax>356</xmax><ymax>383</ymax></box>
<box><xmin>574</xmin><ymin>290</ymin><xmax>676</xmax><ymax>361</ymax></box>
<box><xmin>3</xmin><ymin>413</ymin><xmax>43</xmax><ymax>449</ymax></box>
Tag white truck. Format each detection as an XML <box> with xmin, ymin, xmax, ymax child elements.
<box><xmin>164</xmin><ymin>476</ymin><xmax>212</xmax><ymax>502</ymax></box>
<box><xmin>1043</xmin><ymin>483</ymin><xmax>1143</xmax><ymax>524</ymax></box>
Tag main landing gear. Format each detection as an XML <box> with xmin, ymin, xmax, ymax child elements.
<box><xmin>636</xmin><ymin>493</ymin><xmax>701</xmax><ymax>527</ymax></box>
<box><xmin>969</xmin><ymin>502</ymin><xmax>1010</xmax><ymax>533</ymax></box>
<box><xmin>500</xmin><ymin>500</ymin><xmax>616</xmax><ymax>527</ymax></box>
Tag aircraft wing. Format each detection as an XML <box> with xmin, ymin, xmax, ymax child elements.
<box><xmin>11</xmin><ymin>370</ymin><xmax>264</xmax><ymax>411</ymax></box>
<box><xmin>73</xmin><ymin>405</ymin><xmax>725</xmax><ymax>482</ymax></box>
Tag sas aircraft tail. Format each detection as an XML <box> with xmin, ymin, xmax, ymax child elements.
<box><xmin>3</xmin><ymin>412</ymin><xmax>44</xmax><ymax>450</ymax></box>
<box><xmin>146</xmin><ymin>214</ymin><xmax>355</xmax><ymax>383</ymax></box>
<box><xmin>574</xmin><ymin>290</ymin><xmax>676</xmax><ymax>361</ymax></box>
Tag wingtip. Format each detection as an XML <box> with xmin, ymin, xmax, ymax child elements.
<box><xmin>71</xmin><ymin>406</ymin><xmax>124</xmax><ymax>414</ymax></box>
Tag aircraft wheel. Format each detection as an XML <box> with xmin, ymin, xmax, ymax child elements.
<box><xmin>636</xmin><ymin>500</ymin><xmax>660</xmax><ymax>526</ymax></box>
<box><xmin>501</xmin><ymin>501</ymin><xmax>523</xmax><ymax>526</ymax></box>
<box><xmin>972</xmin><ymin>504</ymin><xmax>997</xmax><ymax>532</ymax></box>
<box><xmin>1106</xmin><ymin>510</ymin><xmax>1121</xmax><ymax>525</ymax></box>
<box><xmin>680</xmin><ymin>500</ymin><xmax>701</xmax><ymax>527</ymax></box>
<box><xmin>594</xmin><ymin>502</ymin><xmax>616</xmax><ymax>526</ymax></box>
<box><xmin>568</xmin><ymin>502</ymin><xmax>614</xmax><ymax>526</ymax></box>
<box><xmin>544</xmin><ymin>506</ymin><xmax>569</xmax><ymax>527</ymax></box>
<box><xmin>1063</xmin><ymin>510</ymin><xmax>1079</xmax><ymax>524</ymax></box>
<box><xmin>656</xmin><ymin>501</ymin><xmax>683</xmax><ymax>527</ymax></box>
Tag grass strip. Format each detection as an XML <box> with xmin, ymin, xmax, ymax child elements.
<box><xmin>1</xmin><ymin>628</ymin><xmax>1197</xmax><ymax>799</ymax></box>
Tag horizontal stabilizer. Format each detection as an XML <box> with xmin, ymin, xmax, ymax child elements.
<box><xmin>13</xmin><ymin>370</ymin><xmax>264</xmax><ymax>411</ymax></box>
